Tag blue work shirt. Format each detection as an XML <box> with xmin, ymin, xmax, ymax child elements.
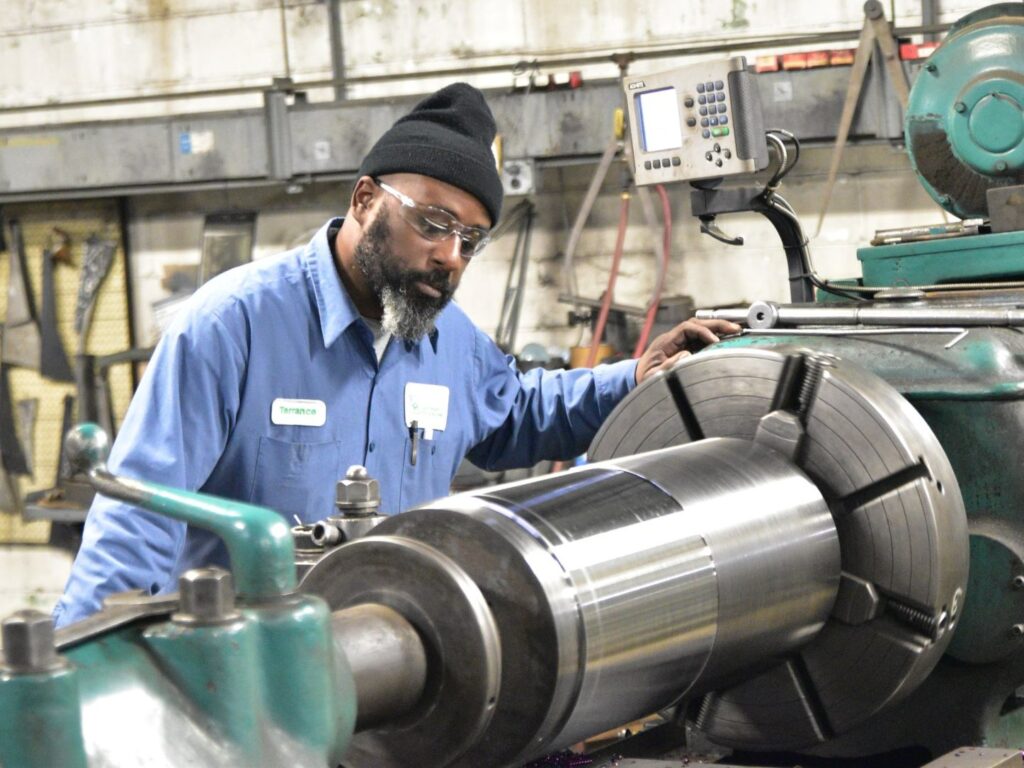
<box><xmin>53</xmin><ymin>219</ymin><xmax>637</xmax><ymax>628</ymax></box>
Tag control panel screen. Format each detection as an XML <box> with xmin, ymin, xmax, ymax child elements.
<box><xmin>636</xmin><ymin>88</ymin><xmax>682</xmax><ymax>152</ymax></box>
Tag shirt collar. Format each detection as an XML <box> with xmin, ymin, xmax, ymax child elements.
<box><xmin>304</xmin><ymin>218</ymin><xmax>360</xmax><ymax>349</ymax></box>
<box><xmin>304</xmin><ymin>218</ymin><xmax>441</xmax><ymax>353</ymax></box>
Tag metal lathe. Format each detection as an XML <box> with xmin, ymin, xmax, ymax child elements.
<box><xmin>2</xmin><ymin>4</ymin><xmax>1024</xmax><ymax>767</ymax></box>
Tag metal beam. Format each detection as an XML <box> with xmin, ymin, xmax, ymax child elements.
<box><xmin>0</xmin><ymin>67</ymin><xmax>914</xmax><ymax>204</ymax></box>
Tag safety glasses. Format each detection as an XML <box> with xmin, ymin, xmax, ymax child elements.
<box><xmin>375</xmin><ymin>179</ymin><xmax>491</xmax><ymax>259</ymax></box>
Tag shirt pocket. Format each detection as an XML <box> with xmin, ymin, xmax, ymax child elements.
<box><xmin>250</xmin><ymin>435</ymin><xmax>342</xmax><ymax>522</ymax></box>
<box><xmin>399</xmin><ymin>433</ymin><xmax>460</xmax><ymax>511</ymax></box>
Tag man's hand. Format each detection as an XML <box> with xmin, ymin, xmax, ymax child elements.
<box><xmin>635</xmin><ymin>318</ymin><xmax>741</xmax><ymax>384</ymax></box>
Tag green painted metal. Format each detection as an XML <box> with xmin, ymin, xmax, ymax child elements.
<box><xmin>904</xmin><ymin>3</ymin><xmax>1024</xmax><ymax>218</ymax></box>
<box><xmin>857</xmin><ymin>231</ymin><xmax>1024</xmax><ymax>286</ymax></box>
<box><xmin>91</xmin><ymin>469</ymin><xmax>297</xmax><ymax>601</ymax></box>
<box><xmin>143</xmin><ymin>619</ymin><xmax>265</xmax><ymax>760</ymax></box>
<box><xmin>0</xmin><ymin>666</ymin><xmax>87</xmax><ymax>768</ymax></box>
<box><xmin>248</xmin><ymin>594</ymin><xmax>356</xmax><ymax>765</ymax></box>
<box><xmin>45</xmin><ymin>600</ymin><xmax>357</xmax><ymax>767</ymax></box>
<box><xmin>0</xmin><ymin>422</ymin><xmax>353</xmax><ymax>766</ymax></box>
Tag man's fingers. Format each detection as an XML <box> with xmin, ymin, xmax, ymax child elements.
<box><xmin>658</xmin><ymin>349</ymin><xmax>690</xmax><ymax>371</ymax></box>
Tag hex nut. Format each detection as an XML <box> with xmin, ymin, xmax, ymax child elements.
<box><xmin>1</xmin><ymin>610</ymin><xmax>62</xmax><ymax>673</ymax></box>
<box><xmin>336</xmin><ymin>465</ymin><xmax>381</xmax><ymax>510</ymax></box>
<box><xmin>174</xmin><ymin>567</ymin><xmax>240</xmax><ymax>626</ymax></box>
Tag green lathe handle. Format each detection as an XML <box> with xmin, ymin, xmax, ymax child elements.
<box><xmin>65</xmin><ymin>422</ymin><xmax>296</xmax><ymax>601</ymax></box>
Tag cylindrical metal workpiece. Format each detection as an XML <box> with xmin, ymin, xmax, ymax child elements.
<box><xmin>374</xmin><ymin>437</ymin><xmax>840</xmax><ymax>766</ymax></box>
<box><xmin>331</xmin><ymin>604</ymin><xmax>428</xmax><ymax>730</ymax></box>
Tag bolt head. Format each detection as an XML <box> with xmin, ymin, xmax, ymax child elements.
<box><xmin>926</xmin><ymin>63</ymin><xmax>938</xmax><ymax>74</ymax></box>
<box><xmin>175</xmin><ymin>567</ymin><xmax>239</xmax><ymax>625</ymax></box>
<box><xmin>336</xmin><ymin>465</ymin><xmax>380</xmax><ymax>509</ymax></box>
<box><xmin>954</xmin><ymin>101</ymin><xmax>967</xmax><ymax>114</ymax></box>
<box><xmin>2</xmin><ymin>610</ymin><xmax>61</xmax><ymax>672</ymax></box>
<box><xmin>996</xmin><ymin>160</ymin><xmax>1009</xmax><ymax>172</ymax></box>
<box><xmin>1012</xmin><ymin>623</ymin><xmax>1024</xmax><ymax>637</ymax></box>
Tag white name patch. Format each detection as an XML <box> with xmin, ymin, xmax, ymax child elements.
<box><xmin>271</xmin><ymin>398</ymin><xmax>327</xmax><ymax>427</ymax></box>
<box><xmin>404</xmin><ymin>383</ymin><xmax>449</xmax><ymax>440</ymax></box>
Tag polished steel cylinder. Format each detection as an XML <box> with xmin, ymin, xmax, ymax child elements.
<box><xmin>330</xmin><ymin>603</ymin><xmax>428</xmax><ymax>730</ymax></box>
<box><xmin>374</xmin><ymin>437</ymin><xmax>840</xmax><ymax>766</ymax></box>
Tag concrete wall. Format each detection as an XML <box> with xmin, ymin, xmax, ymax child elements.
<box><xmin>0</xmin><ymin>0</ymin><xmax>977</xmax><ymax>617</ymax></box>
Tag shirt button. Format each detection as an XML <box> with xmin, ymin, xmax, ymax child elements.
<box><xmin>368</xmin><ymin>441</ymin><xmax>376</xmax><ymax>452</ymax></box>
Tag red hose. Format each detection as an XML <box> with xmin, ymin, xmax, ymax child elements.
<box><xmin>585</xmin><ymin>192</ymin><xmax>631</xmax><ymax>368</ymax></box>
<box><xmin>632</xmin><ymin>184</ymin><xmax>672</xmax><ymax>358</ymax></box>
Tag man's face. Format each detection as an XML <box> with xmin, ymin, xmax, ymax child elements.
<box><xmin>353</xmin><ymin>174</ymin><xmax>491</xmax><ymax>342</ymax></box>
<box><xmin>353</xmin><ymin>212</ymin><xmax>454</xmax><ymax>341</ymax></box>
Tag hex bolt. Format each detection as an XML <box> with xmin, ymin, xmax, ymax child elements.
<box><xmin>996</xmin><ymin>160</ymin><xmax>1009</xmax><ymax>172</ymax></box>
<box><xmin>926</xmin><ymin>63</ymin><xmax>938</xmax><ymax>75</ymax></box>
<box><xmin>336</xmin><ymin>464</ymin><xmax>381</xmax><ymax>515</ymax></box>
<box><xmin>175</xmin><ymin>567</ymin><xmax>240</xmax><ymax>625</ymax></box>
<box><xmin>1</xmin><ymin>610</ymin><xmax>61</xmax><ymax>673</ymax></box>
<box><xmin>1012</xmin><ymin>624</ymin><xmax>1024</xmax><ymax>637</ymax></box>
<box><xmin>954</xmin><ymin>101</ymin><xmax>967</xmax><ymax>113</ymax></box>
<box><xmin>1013</xmin><ymin>575</ymin><xmax>1024</xmax><ymax>590</ymax></box>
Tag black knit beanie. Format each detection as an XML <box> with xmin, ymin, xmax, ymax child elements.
<box><xmin>358</xmin><ymin>83</ymin><xmax>504</xmax><ymax>224</ymax></box>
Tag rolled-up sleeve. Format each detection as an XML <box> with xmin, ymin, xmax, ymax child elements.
<box><xmin>53</xmin><ymin>302</ymin><xmax>246</xmax><ymax>628</ymax></box>
<box><xmin>466</xmin><ymin>329</ymin><xmax>637</xmax><ymax>470</ymax></box>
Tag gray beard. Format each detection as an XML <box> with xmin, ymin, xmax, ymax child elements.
<box><xmin>353</xmin><ymin>213</ymin><xmax>454</xmax><ymax>342</ymax></box>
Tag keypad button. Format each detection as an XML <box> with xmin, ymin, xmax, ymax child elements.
<box><xmin>718</xmin><ymin>104</ymin><xmax>727</xmax><ymax>114</ymax></box>
<box><xmin>672</xmin><ymin>156</ymin><xmax>681</xmax><ymax>166</ymax></box>
<box><xmin>724</xmin><ymin>149</ymin><xmax>732</xmax><ymax>159</ymax></box>
<box><xmin>717</xmin><ymin>92</ymin><xmax>726</xmax><ymax>102</ymax></box>
<box><xmin>713</xmin><ymin>143</ymin><xmax>721</xmax><ymax>152</ymax></box>
<box><xmin>699</xmin><ymin>106</ymin><xmax>708</xmax><ymax>116</ymax></box>
<box><xmin>698</xmin><ymin>94</ymin><xmax>707</xmax><ymax>105</ymax></box>
<box><xmin>705</xmin><ymin>81</ymin><xmax>714</xmax><ymax>92</ymax></box>
<box><xmin>696</xmin><ymin>83</ymin><xmax>705</xmax><ymax>93</ymax></box>
<box><xmin>644</xmin><ymin>160</ymin><xmax>652</xmax><ymax>170</ymax></box>
<box><xmin>715</xmin><ymin>80</ymin><xmax>724</xmax><ymax>90</ymax></box>
<box><xmin>684</xmin><ymin>97</ymin><xmax>694</xmax><ymax>108</ymax></box>
<box><xmin>716</xmin><ymin>158</ymin><xmax>723</xmax><ymax>167</ymax></box>
<box><xmin>720</xmin><ymin>116</ymin><xmax>728</xmax><ymax>125</ymax></box>
<box><xmin>721</xmin><ymin>126</ymin><xmax>730</xmax><ymax>136</ymax></box>
<box><xmin>705</xmin><ymin>151</ymin><xmax>713</xmax><ymax>161</ymax></box>
<box><xmin>653</xmin><ymin>159</ymin><xmax>661</xmax><ymax>169</ymax></box>
<box><xmin>701</xmin><ymin>118</ymin><xmax>709</xmax><ymax>127</ymax></box>
<box><xmin>711</xmin><ymin>127</ymin><xmax>723</xmax><ymax>137</ymax></box>
<box><xmin>710</xmin><ymin>117</ymin><xmax>719</xmax><ymax>126</ymax></box>
<box><xmin>686</xmin><ymin>117</ymin><xmax>697</xmax><ymax>127</ymax></box>
<box><xmin>702</xmin><ymin>129</ymin><xmax>711</xmax><ymax>139</ymax></box>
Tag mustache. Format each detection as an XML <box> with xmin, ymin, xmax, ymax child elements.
<box><xmin>401</xmin><ymin>269</ymin><xmax>453</xmax><ymax>296</ymax></box>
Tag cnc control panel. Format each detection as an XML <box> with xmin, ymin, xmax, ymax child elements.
<box><xmin>624</xmin><ymin>57</ymin><xmax>769</xmax><ymax>186</ymax></box>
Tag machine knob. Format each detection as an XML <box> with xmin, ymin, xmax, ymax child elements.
<box><xmin>63</xmin><ymin>423</ymin><xmax>111</xmax><ymax>474</ymax></box>
<box><xmin>174</xmin><ymin>567</ymin><xmax>241</xmax><ymax>626</ymax></box>
<box><xmin>1</xmin><ymin>610</ymin><xmax>63</xmax><ymax>673</ymax></box>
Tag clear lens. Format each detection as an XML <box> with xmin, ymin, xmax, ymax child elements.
<box><xmin>378</xmin><ymin>179</ymin><xmax>490</xmax><ymax>258</ymax></box>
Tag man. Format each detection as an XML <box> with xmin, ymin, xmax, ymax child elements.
<box><xmin>54</xmin><ymin>83</ymin><xmax>738</xmax><ymax>627</ymax></box>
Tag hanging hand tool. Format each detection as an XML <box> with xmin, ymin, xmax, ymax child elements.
<box><xmin>74</xmin><ymin>235</ymin><xmax>117</xmax><ymax>348</ymax></box>
<box><xmin>815</xmin><ymin>0</ymin><xmax>911</xmax><ymax>235</ymax></box>
<box><xmin>15</xmin><ymin>398</ymin><xmax>36</xmax><ymax>479</ymax></box>
<box><xmin>39</xmin><ymin>232</ymin><xmax>75</xmax><ymax>382</ymax></box>
<box><xmin>0</xmin><ymin>359</ymin><xmax>29</xmax><ymax>477</ymax></box>
<box><xmin>2</xmin><ymin>219</ymin><xmax>43</xmax><ymax>371</ymax></box>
